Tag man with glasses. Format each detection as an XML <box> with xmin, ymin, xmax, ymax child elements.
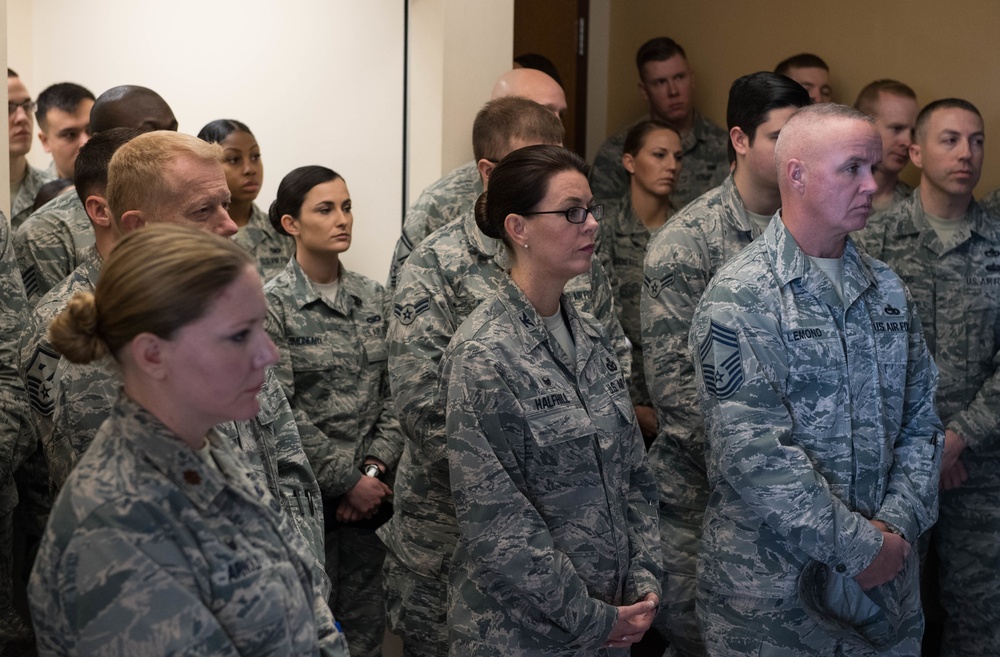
<box><xmin>590</xmin><ymin>37</ymin><xmax>728</xmax><ymax>212</ymax></box>
<box><xmin>382</xmin><ymin>96</ymin><xmax>627</xmax><ymax>657</ymax></box>
<box><xmin>8</xmin><ymin>69</ymin><xmax>54</xmax><ymax>230</ymax></box>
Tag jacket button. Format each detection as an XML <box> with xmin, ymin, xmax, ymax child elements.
<box><xmin>835</xmin><ymin>564</ymin><xmax>846</xmax><ymax>573</ymax></box>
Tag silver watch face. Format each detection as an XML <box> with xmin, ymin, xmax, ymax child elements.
<box><xmin>364</xmin><ymin>464</ymin><xmax>381</xmax><ymax>477</ymax></box>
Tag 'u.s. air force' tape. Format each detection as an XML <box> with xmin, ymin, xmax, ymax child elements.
<box><xmin>699</xmin><ymin>320</ymin><xmax>744</xmax><ymax>399</ymax></box>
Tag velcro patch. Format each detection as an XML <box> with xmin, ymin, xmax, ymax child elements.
<box><xmin>393</xmin><ymin>298</ymin><xmax>430</xmax><ymax>326</ymax></box>
<box><xmin>699</xmin><ymin>320</ymin><xmax>744</xmax><ymax>400</ymax></box>
<box><xmin>643</xmin><ymin>271</ymin><xmax>674</xmax><ymax>298</ymax></box>
<box><xmin>25</xmin><ymin>344</ymin><xmax>61</xmax><ymax>416</ymax></box>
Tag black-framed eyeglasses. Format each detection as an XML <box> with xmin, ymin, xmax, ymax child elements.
<box><xmin>8</xmin><ymin>99</ymin><xmax>36</xmax><ymax>116</ymax></box>
<box><xmin>522</xmin><ymin>204</ymin><xmax>604</xmax><ymax>224</ymax></box>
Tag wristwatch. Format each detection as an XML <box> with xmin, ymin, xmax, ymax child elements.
<box><xmin>362</xmin><ymin>463</ymin><xmax>383</xmax><ymax>479</ymax></box>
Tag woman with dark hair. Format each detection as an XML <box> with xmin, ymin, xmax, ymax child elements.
<box><xmin>264</xmin><ymin>166</ymin><xmax>403</xmax><ymax>656</ymax></box>
<box><xmin>198</xmin><ymin>119</ymin><xmax>294</xmax><ymax>281</ymax></box>
<box><xmin>442</xmin><ymin>144</ymin><xmax>662</xmax><ymax>655</ymax></box>
<box><xmin>29</xmin><ymin>224</ymin><xmax>347</xmax><ymax>656</ymax></box>
<box><xmin>596</xmin><ymin>119</ymin><xmax>682</xmax><ymax>444</ymax></box>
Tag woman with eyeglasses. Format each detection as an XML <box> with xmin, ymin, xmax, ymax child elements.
<box><xmin>441</xmin><ymin>144</ymin><xmax>661</xmax><ymax>655</ymax></box>
<box><xmin>595</xmin><ymin>119</ymin><xmax>683</xmax><ymax>445</ymax></box>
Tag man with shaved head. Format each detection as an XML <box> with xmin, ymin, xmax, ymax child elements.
<box><xmin>16</xmin><ymin>84</ymin><xmax>179</xmax><ymax>304</ymax></box>
<box><xmin>387</xmin><ymin>68</ymin><xmax>566</xmax><ymax>289</ymax></box>
<box><xmin>690</xmin><ymin>104</ymin><xmax>941</xmax><ymax>655</ymax></box>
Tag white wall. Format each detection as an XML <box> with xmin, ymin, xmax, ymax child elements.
<box><xmin>9</xmin><ymin>0</ymin><xmax>405</xmax><ymax>283</ymax></box>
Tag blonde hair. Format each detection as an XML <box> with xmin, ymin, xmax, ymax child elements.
<box><xmin>49</xmin><ymin>224</ymin><xmax>254</xmax><ymax>363</ymax></box>
<box><xmin>106</xmin><ymin>131</ymin><xmax>224</xmax><ymax>228</ymax></box>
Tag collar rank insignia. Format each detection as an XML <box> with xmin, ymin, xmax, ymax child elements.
<box><xmin>699</xmin><ymin>320</ymin><xmax>744</xmax><ymax>400</ymax></box>
<box><xmin>393</xmin><ymin>298</ymin><xmax>430</xmax><ymax>326</ymax></box>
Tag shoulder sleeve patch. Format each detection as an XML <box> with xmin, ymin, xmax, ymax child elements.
<box><xmin>393</xmin><ymin>297</ymin><xmax>430</xmax><ymax>326</ymax></box>
<box><xmin>25</xmin><ymin>344</ymin><xmax>61</xmax><ymax>416</ymax></box>
<box><xmin>699</xmin><ymin>320</ymin><xmax>744</xmax><ymax>400</ymax></box>
<box><xmin>643</xmin><ymin>271</ymin><xmax>674</xmax><ymax>298</ymax></box>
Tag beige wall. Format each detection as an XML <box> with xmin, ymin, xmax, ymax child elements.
<box><xmin>605</xmin><ymin>1</ymin><xmax>1000</xmax><ymax>194</ymax></box>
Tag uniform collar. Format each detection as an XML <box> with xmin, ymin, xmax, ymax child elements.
<box><xmin>721</xmin><ymin>174</ymin><xmax>761</xmax><ymax>236</ymax></box>
<box><xmin>285</xmin><ymin>256</ymin><xmax>360</xmax><ymax>315</ymax></box>
<box><xmin>767</xmin><ymin>212</ymin><xmax>876</xmax><ymax>308</ymax></box>
<box><xmin>462</xmin><ymin>208</ymin><xmax>513</xmax><ymax>269</ymax></box>
<box><xmin>894</xmin><ymin>190</ymin><xmax>1000</xmax><ymax>249</ymax></box>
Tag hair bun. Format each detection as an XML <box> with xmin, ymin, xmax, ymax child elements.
<box><xmin>474</xmin><ymin>191</ymin><xmax>501</xmax><ymax>239</ymax></box>
<box><xmin>47</xmin><ymin>291</ymin><xmax>109</xmax><ymax>364</ymax></box>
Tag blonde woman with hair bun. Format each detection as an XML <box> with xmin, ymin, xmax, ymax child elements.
<box><xmin>30</xmin><ymin>224</ymin><xmax>348</xmax><ymax>657</ymax></box>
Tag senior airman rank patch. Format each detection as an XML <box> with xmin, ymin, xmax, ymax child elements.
<box><xmin>643</xmin><ymin>272</ymin><xmax>674</xmax><ymax>298</ymax></box>
<box><xmin>699</xmin><ymin>320</ymin><xmax>744</xmax><ymax>399</ymax></box>
<box><xmin>393</xmin><ymin>298</ymin><xmax>430</xmax><ymax>326</ymax></box>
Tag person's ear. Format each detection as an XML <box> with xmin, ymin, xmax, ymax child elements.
<box><xmin>505</xmin><ymin>212</ymin><xmax>529</xmax><ymax>248</ymax></box>
<box><xmin>477</xmin><ymin>158</ymin><xmax>496</xmax><ymax>187</ymax></box>
<box><xmin>622</xmin><ymin>152</ymin><xmax>636</xmax><ymax>175</ymax></box>
<box><xmin>118</xmin><ymin>209</ymin><xmax>145</xmax><ymax>233</ymax></box>
<box><xmin>85</xmin><ymin>195</ymin><xmax>113</xmax><ymax>229</ymax></box>
<box><xmin>280</xmin><ymin>214</ymin><xmax>300</xmax><ymax>236</ymax></box>
<box><xmin>730</xmin><ymin>126</ymin><xmax>750</xmax><ymax>158</ymax></box>
<box><xmin>786</xmin><ymin>158</ymin><xmax>806</xmax><ymax>193</ymax></box>
<box><xmin>129</xmin><ymin>333</ymin><xmax>167</xmax><ymax>379</ymax></box>
<box><xmin>909</xmin><ymin>143</ymin><xmax>923</xmax><ymax>170</ymax></box>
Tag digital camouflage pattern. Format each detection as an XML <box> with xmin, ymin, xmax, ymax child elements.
<box><xmin>387</xmin><ymin>161</ymin><xmax>481</xmax><ymax>291</ymax></box>
<box><xmin>590</xmin><ymin>112</ymin><xmax>728</xmax><ymax>212</ymax></box>
<box><xmin>233</xmin><ymin>203</ymin><xmax>295</xmax><ymax>283</ymax></box>
<box><xmin>265</xmin><ymin>258</ymin><xmax>404</xmax><ymax>656</ymax></box>
<box><xmin>691</xmin><ymin>217</ymin><xmax>941</xmax><ymax>652</ymax></box>
<box><xmin>20</xmin><ymin>246</ymin><xmax>326</xmax><ymax>565</ymax></box>
<box><xmin>443</xmin><ymin>273</ymin><xmax>660</xmax><ymax>656</ymax></box>
<box><xmin>0</xmin><ymin>210</ymin><xmax>38</xmax><ymax>650</ymax></box>
<box><xmin>639</xmin><ymin>175</ymin><xmax>762</xmax><ymax>656</ymax></box>
<box><xmin>857</xmin><ymin>192</ymin><xmax>1000</xmax><ymax>657</ymax></box>
<box><xmin>11</xmin><ymin>164</ymin><xmax>54</xmax><ymax>231</ymax></box>
<box><xmin>14</xmin><ymin>191</ymin><xmax>94</xmax><ymax>304</ymax></box>
<box><xmin>29</xmin><ymin>393</ymin><xmax>348</xmax><ymax>657</ymax></box>
<box><xmin>979</xmin><ymin>186</ymin><xmax>1000</xmax><ymax>217</ymax></box>
<box><xmin>595</xmin><ymin>191</ymin><xmax>669</xmax><ymax>407</ymax></box>
<box><xmin>380</xmin><ymin>209</ymin><xmax>629</xmax><ymax>656</ymax></box>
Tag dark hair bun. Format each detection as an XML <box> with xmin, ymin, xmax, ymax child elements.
<box><xmin>474</xmin><ymin>191</ymin><xmax>502</xmax><ymax>239</ymax></box>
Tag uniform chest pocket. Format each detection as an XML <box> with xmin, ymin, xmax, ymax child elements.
<box><xmin>522</xmin><ymin>393</ymin><xmax>595</xmax><ymax>448</ymax></box>
<box><xmin>784</xmin><ymin>336</ymin><xmax>843</xmax><ymax>433</ymax></box>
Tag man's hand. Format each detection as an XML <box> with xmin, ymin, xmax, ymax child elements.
<box><xmin>855</xmin><ymin>528</ymin><xmax>910</xmax><ymax>591</ymax></box>
<box><xmin>603</xmin><ymin>593</ymin><xmax>658</xmax><ymax>649</ymax></box>
<box><xmin>940</xmin><ymin>429</ymin><xmax>968</xmax><ymax>491</ymax></box>
<box><xmin>337</xmin><ymin>476</ymin><xmax>392</xmax><ymax>522</ymax></box>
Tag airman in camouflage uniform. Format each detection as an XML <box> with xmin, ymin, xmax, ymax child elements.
<box><xmin>692</xmin><ymin>106</ymin><xmax>941</xmax><ymax>656</ymax></box>
<box><xmin>29</xmin><ymin>393</ymin><xmax>348</xmax><ymax>657</ymax></box>
<box><xmin>0</xmin><ymin>210</ymin><xmax>38</xmax><ymax>651</ymax></box>
<box><xmin>234</xmin><ymin>203</ymin><xmax>296</xmax><ymax>283</ymax></box>
<box><xmin>856</xmin><ymin>99</ymin><xmax>1000</xmax><ymax>657</ymax></box>
<box><xmin>853</xmin><ymin>80</ymin><xmax>919</xmax><ymax>219</ymax></box>
<box><xmin>591</xmin><ymin>113</ymin><xmax>727</xmax><ymax>212</ymax></box>
<box><xmin>639</xmin><ymin>72</ymin><xmax>809</xmax><ymax>657</ymax></box>
<box><xmin>14</xmin><ymin>191</ymin><xmax>93</xmax><ymax>304</ymax></box>
<box><xmin>382</xmin><ymin>207</ymin><xmax>629</xmax><ymax>657</ymax></box>
<box><xmin>266</xmin><ymin>257</ymin><xmax>404</xmax><ymax>656</ymax></box>
<box><xmin>20</xmin><ymin>244</ymin><xmax>326</xmax><ymax>565</ymax></box>
<box><xmin>388</xmin><ymin>161</ymin><xmax>480</xmax><ymax>290</ymax></box>
<box><xmin>389</xmin><ymin>70</ymin><xmax>567</xmax><ymax>291</ymax></box>
<box><xmin>11</xmin><ymin>164</ymin><xmax>54</xmax><ymax>230</ymax></box>
<box><xmin>443</xmin><ymin>272</ymin><xmax>660</xmax><ymax>656</ymax></box>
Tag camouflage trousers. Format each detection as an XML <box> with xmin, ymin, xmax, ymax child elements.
<box><xmin>936</xmin><ymin>486</ymin><xmax>1000</xmax><ymax>657</ymax></box>
<box><xmin>697</xmin><ymin>587</ymin><xmax>923</xmax><ymax>657</ymax></box>
<box><xmin>0</xmin><ymin>481</ymin><xmax>34</xmax><ymax>655</ymax></box>
<box><xmin>382</xmin><ymin>551</ymin><xmax>449</xmax><ymax>657</ymax></box>
<box><xmin>327</xmin><ymin>526</ymin><xmax>387</xmax><ymax>657</ymax></box>
<box><xmin>653</xmin><ymin>511</ymin><xmax>706</xmax><ymax>657</ymax></box>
